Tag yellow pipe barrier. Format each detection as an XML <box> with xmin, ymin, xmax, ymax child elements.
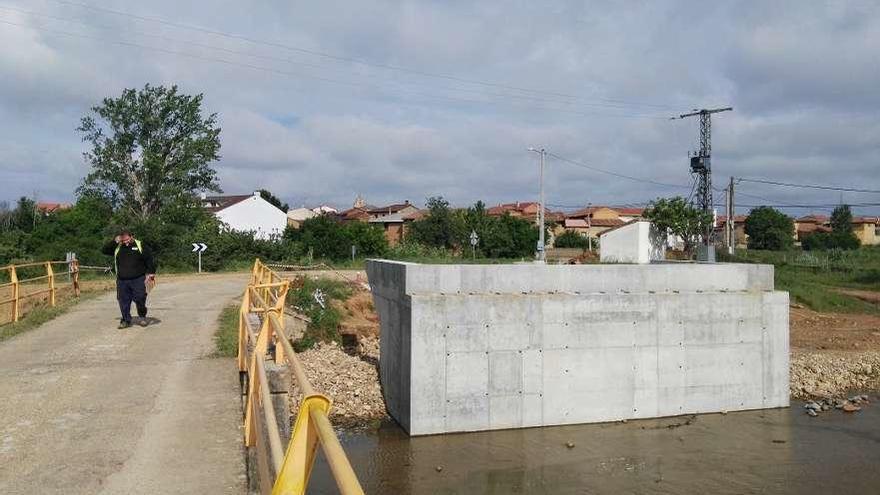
<box><xmin>1</xmin><ymin>259</ymin><xmax>79</xmax><ymax>325</ymax></box>
<box><xmin>238</xmin><ymin>259</ymin><xmax>364</xmax><ymax>495</ymax></box>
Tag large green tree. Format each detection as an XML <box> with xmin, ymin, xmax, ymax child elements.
<box><xmin>77</xmin><ymin>84</ymin><xmax>222</xmax><ymax>221</ymax></box>
<box><xmin>744</xmin><ymin>206</ymin><xmax>794</xmax><ymax>250</ymax></box>
<box><xmin>409</xmin><ymin>196</ymin><xmax>465</xmax><ymax>250</ymax></box>
<box><xmin>803</xmin><ymin>204</ymin><xmax>860</xmax><ymax>251</ymax></box>
<box><xmin>642</xmin><ymin>196</ymin><xmax>713</xmax><ymax>254</ymax></box>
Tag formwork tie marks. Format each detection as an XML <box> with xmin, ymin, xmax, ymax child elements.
<box><xmin>239</xmin><ymin>259</ymin><xmax>364</xmax><ymax>495</ymax></box>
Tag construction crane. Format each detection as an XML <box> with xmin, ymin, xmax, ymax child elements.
<box><xmin>676</xmin><ymin>106</ymin><xmax>732</xmax><ymax>258</ymax></box>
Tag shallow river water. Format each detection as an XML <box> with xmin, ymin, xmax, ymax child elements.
<box><xmin>309</xmin><ymin>399</ymin><xmax>880</xmax><ymax>494</ymax></box>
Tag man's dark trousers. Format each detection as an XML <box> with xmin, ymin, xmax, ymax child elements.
<box><xmin>117</xmin><ymin>275</ymin><xmax>147</xmax><ymax>323</ymax></box>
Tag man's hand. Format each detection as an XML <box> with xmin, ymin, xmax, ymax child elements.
<box><xmin>114</xmin><ymin>235</ymin><xmax>121</xmax><ymax>243</ymax></box>
<box><xmin>147</xmin><ymin>274</ymin><xmax>156</xmax><ymax>283</ymax></box>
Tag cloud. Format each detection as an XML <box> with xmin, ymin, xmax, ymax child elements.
<box><xmin>0</xmin><ymin>0</ymin><xmax>878</xmax><ymax>216</ymax></box>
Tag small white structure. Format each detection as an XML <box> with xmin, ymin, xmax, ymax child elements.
<box><xmin>287</xmin><ymin>207</ymin><xmax>317</xmax><ymax>228</ymax></box>
<box><xmin>202</xmin><ymin>191</ymin><xmax>287</xmax><ymax>240</ymax></box>
<box><xmin>599</xmin><ymin>220</ymin><xmax>665</xmax><ymax>264</ymax></box>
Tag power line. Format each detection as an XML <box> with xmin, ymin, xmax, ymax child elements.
<box><xmin>546</xmin><ymin>152</ymin><xmax>691</xmax><ymax>190</ymax></box>
<box><xmin>0</xmin><ymin>18</ymin><xmax>667</xmax><ymax>120</ymax></box>
<box><xmin>0</xmin><ymin>4</ymin><xmax>674</xmax><ymax>117</ymax></box>
<box><xmin>46</xmin><ymin>0</ymin><xmax>679</xmax><ymax>111</ymax></box>
<box><xmin>737</xmin><ymin>177</ymin><xmax>880</xmax><ymax>194</ymax></box>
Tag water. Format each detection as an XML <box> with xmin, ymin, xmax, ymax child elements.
<box><xmin>309</xmin><ymin>400</ymin><xmax>880</xmax><ymax>494</ymax></box>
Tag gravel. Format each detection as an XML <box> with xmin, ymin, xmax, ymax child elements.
<box><xmin>289</xmin><ymin>337</ymin><xmax>387</xmax><ymax>430</ymax></box>
<box><xmin>790</xmin><ymin>350</ymin><xmax>880</xmax><ymax>400</ymax></box>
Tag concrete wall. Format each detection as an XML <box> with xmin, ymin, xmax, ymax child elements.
<box><xmin>366</xmin><ymin>260</ymin><xmax>789</xmax><ymax>436</ymax></box>
<box><xmin>599</xmin><ymin>220</ymin><xmax>665</xmax><ymax>264</ymax></box>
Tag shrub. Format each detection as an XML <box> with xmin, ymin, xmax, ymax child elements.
<box><xmin>554</xmin><ymin>230</ymin><xmax>591</xmax><ymax>249</ymax></box>
<box><xmin>745</xmin><ymin>206</ymin><xmax>794</xmax><ymax>251</ymax></box>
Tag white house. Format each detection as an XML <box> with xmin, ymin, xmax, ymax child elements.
<box><xmin>202</xmin><ymin>191</ymin><xmax>288</xmax><ymax>240</ymax></box>
<box><xmin>599</xmin><ymin>220</ymin><xmax>665</xmax><ymax>264</ymax></box>
<box><xmin>286</xmin><ymin>207</ymin><xmax>317</xmax><ymax>229</ymax></box>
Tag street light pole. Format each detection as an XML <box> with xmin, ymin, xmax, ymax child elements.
<box><xmin>528</xmin><ymin>147</ymin><xmax>547</xmax><ymax>263</ymax></box>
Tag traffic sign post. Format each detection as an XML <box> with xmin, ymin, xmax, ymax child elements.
<box><xmin>469</xmin><ymin>230</ymin><xmax>479</xmax><ymax>260</ymax></box>
<box><xmin>191</xmin><ymin>242</ymin><xmax>207</xmax><ymax>273</ymax></box>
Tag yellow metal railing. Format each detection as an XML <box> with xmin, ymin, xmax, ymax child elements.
<box><xmin>0</xmin><ymin>260</ymin><xmax>80</xmax><ymax>324</ymax></box>
<box><xmin>239</xmin><ymin>259</ymin><xmax>365</xmax><ymax>495</ymax></box>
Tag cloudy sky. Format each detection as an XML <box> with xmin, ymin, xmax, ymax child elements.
<box><xmin>1</xmin><ymin>0</ymin><xmax>878</xmax><ymax>215</ymax></box>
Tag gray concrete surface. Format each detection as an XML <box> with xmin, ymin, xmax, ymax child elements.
<box><xmin>367</xmin><ymin>261</ymin><xmax>790</xmax><ymax>436</ymax></box>
<box><xmin>0</xmin><ymin>274</ymin><xmax>249</xmax><ymax>494</ymax></box>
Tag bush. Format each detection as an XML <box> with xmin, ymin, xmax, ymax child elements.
<box><xmin>288</xmin><ymin>277</ymin><xmax>352</xmax><ymax>351</ymax></box>
<box><xmin>285</xmin><ymin>216</ymin><xmax>388</xmax><ymax>261</ymax></box>
<box><xmin>745</xmin><ymin>206</ymin><xmax>794</xmax><ymax>251</ymax></box>
<box><xmin>802</xmin><ymin>231</ymin><xmax>860</xmax><ymax>251</ymax></box>
<box><xmin>554</xmin><ymin>230</ymin><xmax>591</xmax><ymax>249</ymax></box>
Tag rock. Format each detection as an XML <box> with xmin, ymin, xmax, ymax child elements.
<box><xmin>804</xmin><ymin>402</ymin><xmax>821</xmax><ymax>411</ymax></box>
<box><xmin>842</xmin><ymin>403</ymin><xmax>861</xmax><ymax>413</ymax></box>
<box><xmin>565</xmin><ymin>441</ymin><xmax>575</xmax><ymax>449</ymax></box>
<box><xmin>435</xmin><ymin>466</ymin><xmax>443</xmax><ymax>472</ymax></box>
<box><xmin>820</xmin><ymin>404</ymin><xmax>830</xmax><ymax>411</ymax></box>
<box><xmin>807</xmin><ymin>409</ymin><xmax>818</xmax><ymax>417</ymax></box>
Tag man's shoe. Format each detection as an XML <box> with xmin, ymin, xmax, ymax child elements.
<box><xmin>138</xmin><ymin>318</ymin><xmax>149</xmax><ymax>327</ymax></box>
<box><xmin>118</xmin><ymin>320</ymin><xmax>132</xmax><ymax>329</ymax></box>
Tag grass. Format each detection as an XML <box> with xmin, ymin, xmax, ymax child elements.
<box><xmin>214</xmin><ymin>304</ymin><xmax>240</xmax><ymax>358</ymax></box>
<box><xmin>722</xmin><ymin>247</ymin><xmax>880</xmax><ymax>314</ymax></box>
<box><xmin>0</xmin><ymin>290</ymin><xmax>105</xmax><ymax>342</ymax></box>
<box><xmin>287</xmin><ymin>276</ymin><xmax>353</xmax><ymax>351</ymax></box>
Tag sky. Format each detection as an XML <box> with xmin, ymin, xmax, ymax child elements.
<box><xmin>0</xmin><ymin>0</ymin><xmax>878</xmax><ymax>216</ymax></box>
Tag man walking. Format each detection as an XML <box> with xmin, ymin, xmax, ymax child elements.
<box><xmin>102</xmin><ymin>229</ymin><xmax>156</xmax><ymax>329</ymax></box>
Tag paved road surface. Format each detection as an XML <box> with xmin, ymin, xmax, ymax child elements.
<box><xmin>0</xmin><ymin>274</ymin><xmax>249</xmax><ymax>494</ymax></box>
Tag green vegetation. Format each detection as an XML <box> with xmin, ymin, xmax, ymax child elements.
<box><xmin>288</xmin><ymin>277</ymin><xmax>353</xmax><ymax>351</ymax></box>
<box><xmin>643</xmin><ymin>196</ymin><xmax>713</xmax><ymax>255</ymax></box>
<box><xmin>802</xmin><ymin>205</ymin><xmax>860</xmax><ymax>251</ymax></box>
<box><xmin>0</xmin><ymin>291</ymin><xmax>104</xmax><ymax>342</ymax></box>
<box><xmin>408</xmin><ymin>198</ymin><xmax>539</xmax><ymax>258</ymax></box>
<box><xmin>722</xmin><ymin>247</ymin><xmax>880</xmax><ymax>314</ymax></box>
<box><xmin>213</xmin><ymin>304</ymin><xmax>240</xmax><ymax>357</ymax></box>
<box><xmin>744</xmin><ymin>206</ymin><xmax>794</xmax><ymax>251</ymax></box>
<box><xmin>284</xmin><ymin>215</ymin><xmax>388</xmax><ymax>261</ymax></box>
<box><xmin>554</xmin><ymin>230</ymin><xmax>592</xmax><ymax>249</ymax></box>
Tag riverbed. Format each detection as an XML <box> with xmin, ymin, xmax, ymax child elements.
<box><xmin>309</xmin><ymin>398</ymin><xmax>880</xmax><ymax>494</ymax></box>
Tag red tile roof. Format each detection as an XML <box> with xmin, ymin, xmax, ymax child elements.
<box><xmin>566</xmin><ymin>206</ymin><xmax>644</xmax><ymax>219</ymax></box>
<box><xmin>852</xmin><ymin>216</ymin><xmax>880</xmax><ymax>224</ymax></box>
<box><xmin>36</xmin><ymin>202</ymin><xmax>71</xmax><ymax>213</ymax></box>
<box><xmin>564</xmin><ymin>218</ymin><xmax>625</xmax><ymax>228</ymax></box>
<box><xmin>201</xmin><ymin>194</ymin><xmax>252</xmax><ymax>213</ymax></box>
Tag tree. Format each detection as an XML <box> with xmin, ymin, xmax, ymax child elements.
<box><xmin>744</xmin><ymin>206</ymin><xmax>794</xmax><ymax>251</ymax></box>
<box><xmin>259</xmin><ymin>189</ymin><xmax>289</xmax><ymax>212</ymax></box>
<box><xmin>642</xmin><ymin>197</ymin><xmax>713</xmax><ymax>254</ymax></box>
<box><xmin>830</xmin><ymin>204</ymin><xmax>853</xmax><ymax>234</ymax></box>
<box><xmin>803</xmin><ymin>204</ymin><xmax>860</xmax><ymax>251</ymax></box>
<box><xmin>77</xmin><ymin>84</ymin><xmax>222</xmax><ymax>221</ymax></box>
<box><xmin>12</xmin><ymin>197</ymin><xmax>37</xmax><ymax>233</ymax></box>
<box><xmin>554</xmin><ymin>230</ymin><xmax>591</xmax><ymax>249</ymax></box>
<box><xmin>481</xmin><ymin>213</ymin><xmax>538</xmax><ymax>258</ymax></box>
<box><xmin>408</xmin><ymin>197</ymin><xmax>465</xmax><ymax>250</ymax></box>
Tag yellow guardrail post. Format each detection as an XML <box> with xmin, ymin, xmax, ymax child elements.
<box><xmin>46</xmin><ymin>261</ymin><xmax>56</xmax><ymax>307</ymax></box>
<box><xmin>272</xmin><ymin>394</ymin><xmax>332</xmax><ymax>495</ymax></box>
<box><xmin>10</xmin><ymin>266</ymin><xmax>20</xmax><ymax>322</ymax></box>
<box><xmin>241</xmin><ymin>259</ymin><xmax>364</xmax><ymax>495</ymax></box>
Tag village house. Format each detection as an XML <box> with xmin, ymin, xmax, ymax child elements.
<box><xmin>562</xmin><ymin>206</ymin><xmax>644</xmax><ymax>239</ymax></box>
<box><xmin>366</xmin><ymin>201</ymin><xmax>422</xmax><ymax>246</ymax></box>
<box><xmin>715</xmin><ymin>214</ymin><xmax>749</xmax><ymax>248</ymax></box>
<box><xmin>487</xmin><ymin>201</ymin><xmax>566</xmax><ymax>243</ymax></box>
<box><xmin>286</xmin><ymin>207</ymin><xmax>317</xmax><ymax>229</ymax></box>
<box><xmin>35</xmin><ymin>202</ymin><xmax>72</xmax><ymax>215</ymax></box>
<box><xmin>852</xmin><ymin>217</ymin><xmax>880</xmax><ymax>246</ymax></box>
<box><xmin>201</xmin><ymin>191</ymin><xmax>287</xmax><ymax>240</ymax></box>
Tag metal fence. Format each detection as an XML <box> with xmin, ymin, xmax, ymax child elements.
<box><xmin>0</xmin><ymin>260</ymin><xmax>80</xmax><ymax>324</ymax></box>
<box><xmin>239</xmin><ymin>259</ymin><xmax>364</xmax><ymax>495</ymax></box>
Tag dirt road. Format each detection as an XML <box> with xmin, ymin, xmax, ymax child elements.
<box><xmin>0</xmin><ymin>274</ymin><xmax>248</xmax><ymax>494</ymax></box>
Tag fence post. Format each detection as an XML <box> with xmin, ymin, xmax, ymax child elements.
<box><xmin>46</xmin><ymin>262</ymin><xmax>56</xmax><ymax>307</ymax></box>
<box><xmin>72</xmin><ymin>259</ymin><xmax>80</xmax><ymax>297</ymax></box>
<box><xmin>10</xmin><ymin>266</ymin><xmax>19</xmax><ymax>322</ymax></box>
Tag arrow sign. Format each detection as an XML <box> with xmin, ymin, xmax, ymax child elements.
<box><xmin>191</xmin><ymin>243</ymin><xmax>207</xmax><ymax>273</ymax></box>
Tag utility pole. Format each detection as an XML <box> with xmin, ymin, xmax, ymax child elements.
<box><xmin>527</xmin><ymin>147</ymin><xmax>547</xmax><ymax>263</ymax></box>
<box><xmin>677</xmin><ymin>106</ymin><xmax>732</xmax><ymax>260</ymax></box>
<box><xmin>726</xmin><ymin>176</ymin><xmax>735</xmax><ymax>255</ymax></box>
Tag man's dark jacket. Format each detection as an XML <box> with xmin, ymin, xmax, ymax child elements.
<box><xmin>101</xmin><ymin>240</ymin><xmax>157</xmax><ymax>280</ymax></box>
